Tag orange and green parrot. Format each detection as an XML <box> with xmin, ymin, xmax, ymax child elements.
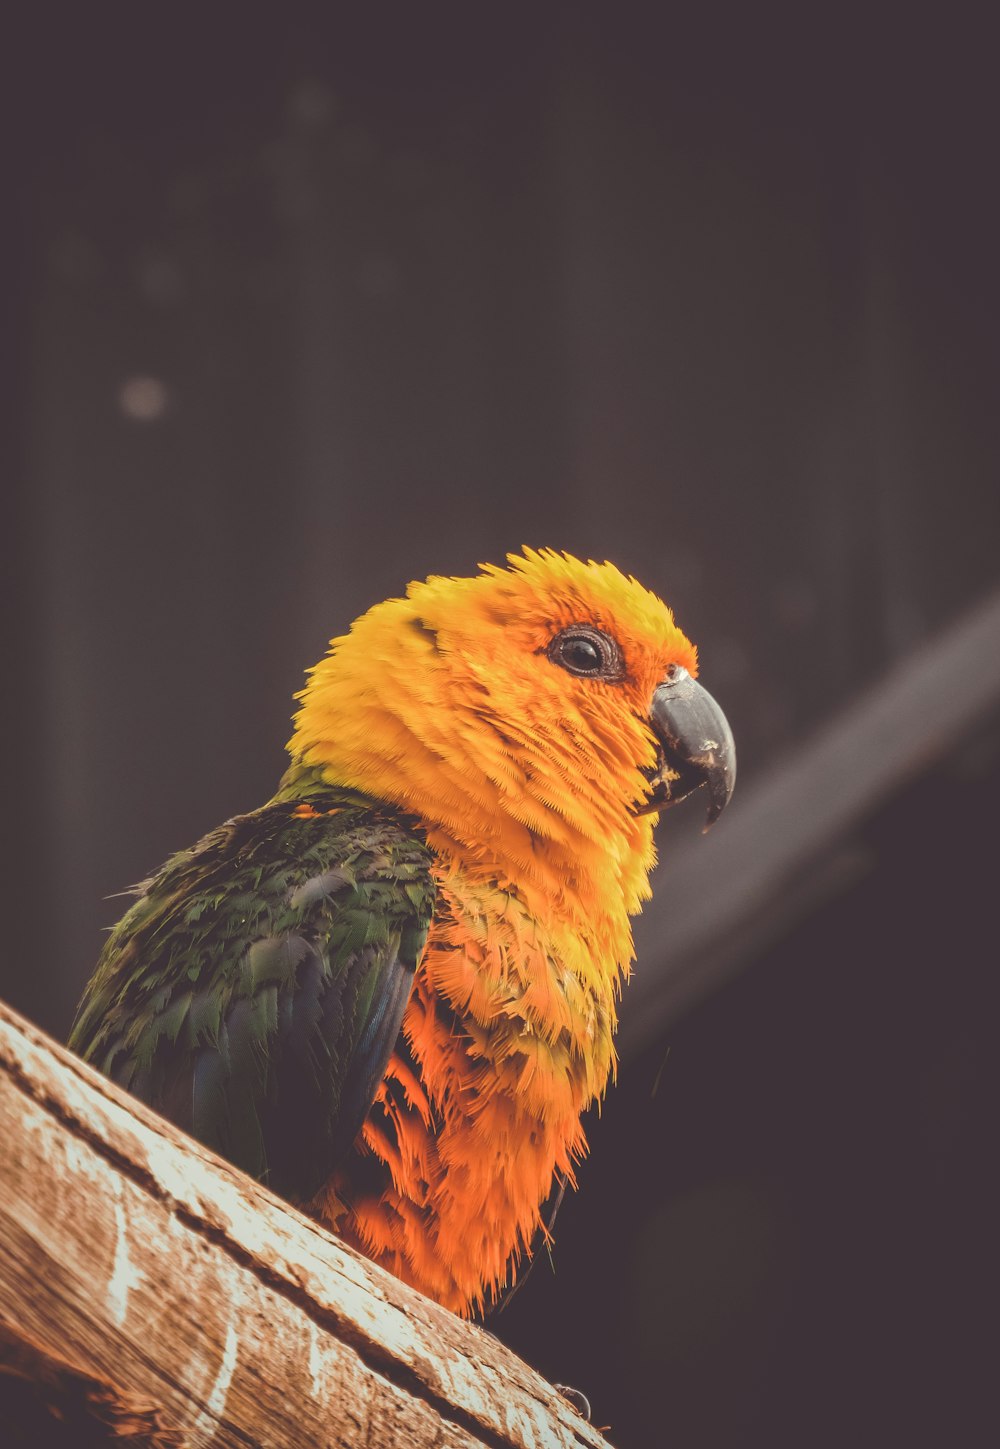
<box><xmin>70</xmin><ymin>549</ymin><xmax>734</xmax><ymax>1318</ymax></box>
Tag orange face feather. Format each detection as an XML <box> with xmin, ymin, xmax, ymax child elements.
<box><xmin>288</xmin><ymin>548</ymin><xmax>707</xmax><ymax>1314</ymax></box>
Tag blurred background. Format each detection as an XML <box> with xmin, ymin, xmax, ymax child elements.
<box><xmin>3</xmin><ymin>6</ymin><xmax>998</xmax><ymax>1445</ymax></box>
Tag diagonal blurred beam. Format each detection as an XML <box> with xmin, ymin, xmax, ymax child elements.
<box><xmin>620</xmin><ymin>585</ymin><xmax>1000</xmax><ymax>1058</ymax></box>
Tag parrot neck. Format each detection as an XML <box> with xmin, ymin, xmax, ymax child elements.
<box><xmin>423</xmin><ymin>816</ymin><xmax>651</xmax><ymax>951</ymax></box>
<box><xmin>278</xmin><ymin>756</ymin><xmax>655</xmax><ymax>977</ymax></box>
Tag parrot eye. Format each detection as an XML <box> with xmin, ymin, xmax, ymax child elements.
<box><xmin>547</xmin><ymin>626</ymin><xmax>624</xmax><ymax>680</ymax></box>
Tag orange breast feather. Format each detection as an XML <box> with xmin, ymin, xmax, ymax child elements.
<box><xmin>314</xmin><ymin>871</ymin><xmax>620</xmax><ymax>1317</ymax></box>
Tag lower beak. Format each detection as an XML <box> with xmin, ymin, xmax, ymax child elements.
<box><xmin>638</xmin><ymin>668</ymin><xmax>736</xmax><ymax>827</ymax></box>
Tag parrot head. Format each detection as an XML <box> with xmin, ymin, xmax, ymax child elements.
<box><xmin>289</xmin><ymin>548</ymin><xmax>734</xmax><ymax>916</ymax></box>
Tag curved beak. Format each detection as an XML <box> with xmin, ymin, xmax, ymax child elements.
<box><xmin>639</xmin><ymin>668</ymin><xmax>736</xmax><ymax>828</ymax></box>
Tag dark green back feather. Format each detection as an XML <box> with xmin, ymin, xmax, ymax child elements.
<box><xmin>69</xmin><ymin>787</ymin><xmax>436</xmax><ymax>1200</ymax></box>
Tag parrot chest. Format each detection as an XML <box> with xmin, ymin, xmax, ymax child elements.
<box><xmin>322</xmin><ymin>871</ymin><xmax>622</xmax><ymax>1316</ymax></box>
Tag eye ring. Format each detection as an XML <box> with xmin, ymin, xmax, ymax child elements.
<box><xmin>546</xmin><ymin>625</ymin><xmax>625</xmax><ymax>680</ymax></box>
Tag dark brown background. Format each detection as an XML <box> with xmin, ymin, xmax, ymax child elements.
<box><xmin>4</xmin><ymin>7</ymin><xmax>997</xmax><ymax>1445</ymax></box>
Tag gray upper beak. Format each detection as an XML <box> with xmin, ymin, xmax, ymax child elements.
<box><xmin>644</xmin><ymin>667</ymin><xmax>736</xmax><ymax>827</ymax></box>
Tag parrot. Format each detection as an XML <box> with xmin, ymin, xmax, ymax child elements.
<box><xmin>69</xmin><ymin>548</ymin><xmax>734</xmax><ymax>1319</ymax></box>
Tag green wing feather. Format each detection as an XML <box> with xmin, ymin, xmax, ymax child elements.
<box><xmin>69</xmin><ymin>785</ymin><xmax>436</xmax><ymax>1200</ymax></box>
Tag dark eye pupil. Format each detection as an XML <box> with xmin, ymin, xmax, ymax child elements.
<box><xmin>547</xmin><ymin>624</ymin><xmax>622</xmax><ymax>679</ymax></box>
<box><xmin>562</xmin><ymin>637</ymin><xmax>601</xmax><ymax>671</ymax></box>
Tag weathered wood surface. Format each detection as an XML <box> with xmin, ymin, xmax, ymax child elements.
<box><xmin>0</xmin><ymin>999</ymin><xmax>609</xmax><ymax>1448</ymax></box>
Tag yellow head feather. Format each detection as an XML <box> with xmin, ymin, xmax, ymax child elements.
<box><xmin>288</xmin><ymin>548</ymin><xmax>696</xmax><ymax>931</ymax></box>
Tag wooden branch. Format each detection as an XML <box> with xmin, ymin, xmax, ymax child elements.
<box><xmin>0</xmin><ymin>1000</ymin><xmax>610</xmax><ymax>1449</ymax></box>
<box><xmin>621</xmin><ymin>584</ymin><xmax>1000</xmax><ymax>1055</ymax></box>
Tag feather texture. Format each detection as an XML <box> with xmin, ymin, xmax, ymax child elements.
<box><xmin>71</xmin><ymin>549</ymin><xmax>719</xmax><ymax>1318</ymax></box>
<box><xmin>70</xmin><ymin>786</ymin><xmax>435</xmax><ymax>1201</ymax></box>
